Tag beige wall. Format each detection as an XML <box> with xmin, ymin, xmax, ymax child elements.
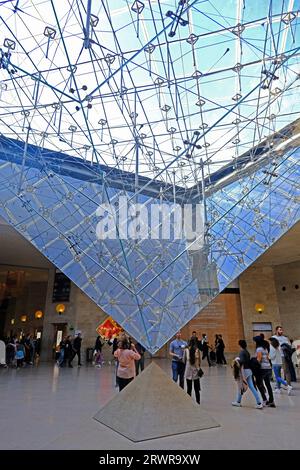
<box><xmin>155</xmin><ymin>292</ymin><xmax>244</xmax><ymax>359</ymax></box>
<box><xmin>239</xmin><ymin>266</ymin><xmax>281</xmax><ymax>353</ymax></box>
<box><xmin>41</xmin><ymin>269</ymin><xmax>108</xmax><ymax>361</ymax></box>
<box><xmin>274</xmin><ymin>260</ymin><xmax>300</xmax><ymax>340</ymax></box>
<box><xmin>72</xmin><ymin>287</ymin><xmax>108</xmax><ymax>356</ymax></box>
<box><xmin>182</xmin><ymin>293</ymin><xmax>244</xmax><ymax>352</ymax></box>
<box><xmin>4</xmin><ymin>281</ymin><xmax>48</xmax><ymax>337</ymax></box>
<box><xmin>41</xmin><ymin>268</ymin><xmax>75</xmax><ymax>361</ymax></box>
<box><xmin>1</xmin><ymin>266</ymin><xmax>49</xmax><ymax>338</ymax></box>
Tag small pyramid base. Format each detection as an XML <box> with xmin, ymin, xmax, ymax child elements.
<box><xmin>94</xmin><ymin>362</ymin><xmax>220</xmax><ymax>442</ymax></box>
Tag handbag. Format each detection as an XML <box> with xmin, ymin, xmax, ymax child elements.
<box><xmin>197</xmin><ymin>368</ymin><xmax>204</xmax><ymax>378</ymax></box>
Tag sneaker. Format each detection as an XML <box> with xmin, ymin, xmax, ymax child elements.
<box><xmin>255</xmin><ymin>403</ymin><xmax>263</xmax><ymax>409</ymax></box>
<box><xmin>274</xmin><ymin>388</ymin><xmax>281</xmax><ymax>394</ymax></box>
<box><xmin>266</xmin><ymin>401</ymin><xmax>276</xmax><ymax>408</ymax></box>
<box><xmin>231</xmin><ymin>401</ymin><xmax>242</xmax><ymax>407</ymax></box>
<box><xmin>287</xmin><ymin>385</ymin><xmax>293</xmax><ymax>395</ymax></box>
<box><xmin>262</xmin><ymin>400</ymin><xmax>268</xmax><ymax>407</ymax></box>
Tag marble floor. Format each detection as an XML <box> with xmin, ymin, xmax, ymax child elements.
<box><xmin>0</xmin><ymin>360</ymin><xmax>299</xmax><ymax>450</ymax></box>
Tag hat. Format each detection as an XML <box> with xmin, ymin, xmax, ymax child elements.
<box><xmin>253</xmin><ymin>335</ymin><xmax>261</xmax><ymax>342</ymax></box>
<box><xmin>253</xmin><ymin>335</ymin><xmax>264</xmax><ymax>345</ymax></box>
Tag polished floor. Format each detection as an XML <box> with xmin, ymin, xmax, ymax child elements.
<box><xmin>0</xmin><ymin>360</ymin><xmax>299</xmax><ymax>450</ymax></box>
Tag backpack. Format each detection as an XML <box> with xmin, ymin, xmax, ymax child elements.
<box><xmin>249</xmin><ymin>357</ymin><xmax>261</xmax><ymax>375</ymax></box>
<box><xmin>281</xmin><ymin>343</ymin><xmax>293</xmax><ymax>359</ymax></box>
<box><xmin>16</xmin><ymin>349</ymin><xmax>24</xmax><ymax>360</ymax></box>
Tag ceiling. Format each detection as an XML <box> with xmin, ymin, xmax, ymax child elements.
<box><xmin>0</xmin><ymin>217</ymin><xmax>51</xmax><ymax>269</ymax></box>
<box><xmin>254</xmin><ymin>219</ymin><xmax>300</xmax><ymax>266</ymax></box>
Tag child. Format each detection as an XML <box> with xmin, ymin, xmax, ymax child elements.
<box><xmin>94</xmin><ymin>336</ymin><xmax>104</xmax><ymax>367</ymax></box>
<box><xmin>232</xmin><ymin>357</ymin><xmax>248</xmax><ymax>398</ymax></box>
<box><xmin>94</xmin><ymin>350</ymin><xmax>104</xmax><ymax>367</ymax></box>
<box><xmin>15</xmin><ymin>342</ymin><xmax>25</xmax><ymax>368</ymax></box>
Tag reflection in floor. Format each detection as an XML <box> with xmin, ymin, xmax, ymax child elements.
<box><xmin>0</xmin><ymin>359</ymin><xmax>299</xmax><ymax>450</ymax></box>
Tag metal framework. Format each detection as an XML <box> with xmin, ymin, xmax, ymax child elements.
<box><xmin>0</xmin><ymin>1</ymin><xmax>299</xmax><ymax>185</ymax></box>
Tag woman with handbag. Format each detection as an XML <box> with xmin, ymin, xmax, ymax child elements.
<box><xmin>183</xmin><ymin>337</ymin><xmax>202</xmax><ymax>404</ymax></box>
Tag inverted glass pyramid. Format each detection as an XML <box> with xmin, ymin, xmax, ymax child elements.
<box><xmin>0</xmin><ymin>131</ymin><xmax>299</xmax><ymax>353</ymax></box>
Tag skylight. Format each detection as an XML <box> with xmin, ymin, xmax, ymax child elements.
<box><xmin>0</xmin><ymin>0</ymin><xmax>299</xmax><ymax>189</ymax></box>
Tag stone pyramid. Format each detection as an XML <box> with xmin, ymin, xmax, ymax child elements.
<box><xmin>94</xmin><ymin>362</ymin><xmax>220</xmax><ymax>441</ymax></box>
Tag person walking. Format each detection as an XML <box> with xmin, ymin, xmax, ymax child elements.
<box><xmin>253</xmin><ymin>336</ymin><xmax>275</xmax><ymax>407</ymax></box>
<box><xmin>271</xmin><ymin>326</ymin><xmax>293</xmax><ymax>395</ymax></box>
<box><xmin>15</xmin><ymin>341</ymin><xmax>25</xmax><ymax>368</ymax></box>
<box><xmin>216</xmin><ymin>334</ymin><xmax>227</xmax><ymax>365</ymax></box>
<box><xmin>135</xmin><ymin>342</ymin><xmax>146</xmax><ymax>376</ymax></box>
<box><xmin>114</xmin><ymin>338</ymin><xmax>141</xmax><ymax>391</ymax></box>
<box><xmin>111</xmin><ymin>336</ymin><xmax>121</xmax><ymax>386</ymax></box>
<box><xmin>201</xmin><ymin>334</ymin><xmax>211</xmax><ymax>367</ymax></box>
<box><xmin>269</xmin><ymin>337</ymin><xmax>288</xmax><ymax>394</ymax></box>
<box><xmin>24</xmin><ymin>334</ymin><xmax>34</xmax><ymax>365</ymax></box>
<box><xmin>6</xmin><ymin>336</ymin><xmax>17</xmax><ymax>367</ymax></box>
<box><xmin>215</xmin><ymin>334</ymin><xmax>221</xmax><ymax>364</ymax></box>
<box><xmin>183</xmin><ymin>337</ymin><xmax>202</xmax><ymax>404</ymax></box>
<box><xmin>58</xmin><ymin>336</ymin><xmax>67</xmax><ymax>367</ymax></box>
<box><xmin>191</xmin><ymin>331</ymin><xmax>202</xmax><ymax>351</ymax></box>
<box><xmin>94</xmin><ymin>336</ymin><xmax>104</xmax><ymax>367</ymax></box>
<box><xmin>73</xmin><ymin>333</ymin><xmax>82</xmax><ymax>366</ymax></box>
<box><xmin>169</xmin><ymin>331</ymin><xmax>187</xmax><ymax>389</ymax></box>
<box><xmin>231</xmin><ymin>340</ymin><xmax>263</xmax><ymax>409</ymax></box>
<box><xmin>288</xmin><ymin>339</ymin><xmax>297</xmax><ymax>382</ymax></box>
<box><xmin>65</xmin><ymin>335</ymin><xmax>74</xmax><ymax>368</ymax></box>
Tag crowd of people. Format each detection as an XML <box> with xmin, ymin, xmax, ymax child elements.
<box><xmin>169</xmin><ymin>326</ymin><xmax>297</xmax><ymax>408</ymax></box>
<box><xmin>232</xmin><ymin>326</ymin><xmax>296</xmax><ymax>409</ymax></box>
<box><xmin>2</xmin><ymin>325</ymin><xmax>297</xmax><ymax>410</ymax></box>
<box><xmin>169</xmin><ymin>330</ymin><xmax>227</xmax><ymax>404</ymax></box>
<box><xmin>3</xmin><ymin>333</ymin><xmax>41</xmax><ymax>368</ymax></box>
<box><xmin>56</xmin><ymin>331</ymin><xmax>146</xmax><ymax>392</ymax></box>
<box><xmin>57</xmin><ymin>333</ymin><xmax>82</xmax><ymax>368</ymax></box>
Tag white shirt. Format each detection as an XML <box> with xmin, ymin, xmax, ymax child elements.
<box><xmin>269</xmin><ymin>344</ymin><xmax>282</xmax><ymax>365</ymax></box>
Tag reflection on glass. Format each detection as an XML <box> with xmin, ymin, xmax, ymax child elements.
<box><xmin>0</xmin><ymin>133</ymin><xmax>300</xmax><ymax>353</ymax></box>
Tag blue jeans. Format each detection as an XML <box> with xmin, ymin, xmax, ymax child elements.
<box><xmin>236</xmin><ymin>374</ymin><xmax>261</xmax><ymax>404</ymax></box>
<box><xmin>172</xmin><ymin>361</ymin><xmax>185</xmax><ymax>389</ymax></box>
<box><xmin>58</xmin><ymin>349</ymin><xmax>64</xmax><ymax>366</ymax></box>
<box><xmin>273</xmin><ymin>365</ymin><xmax>287</xmax><ymax>389</ymax></box>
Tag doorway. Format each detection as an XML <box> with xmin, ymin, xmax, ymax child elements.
<box><xmin>52</xmin><ymin>323</ymin><xmax>67</xmax><ymax>360</ymax></box>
